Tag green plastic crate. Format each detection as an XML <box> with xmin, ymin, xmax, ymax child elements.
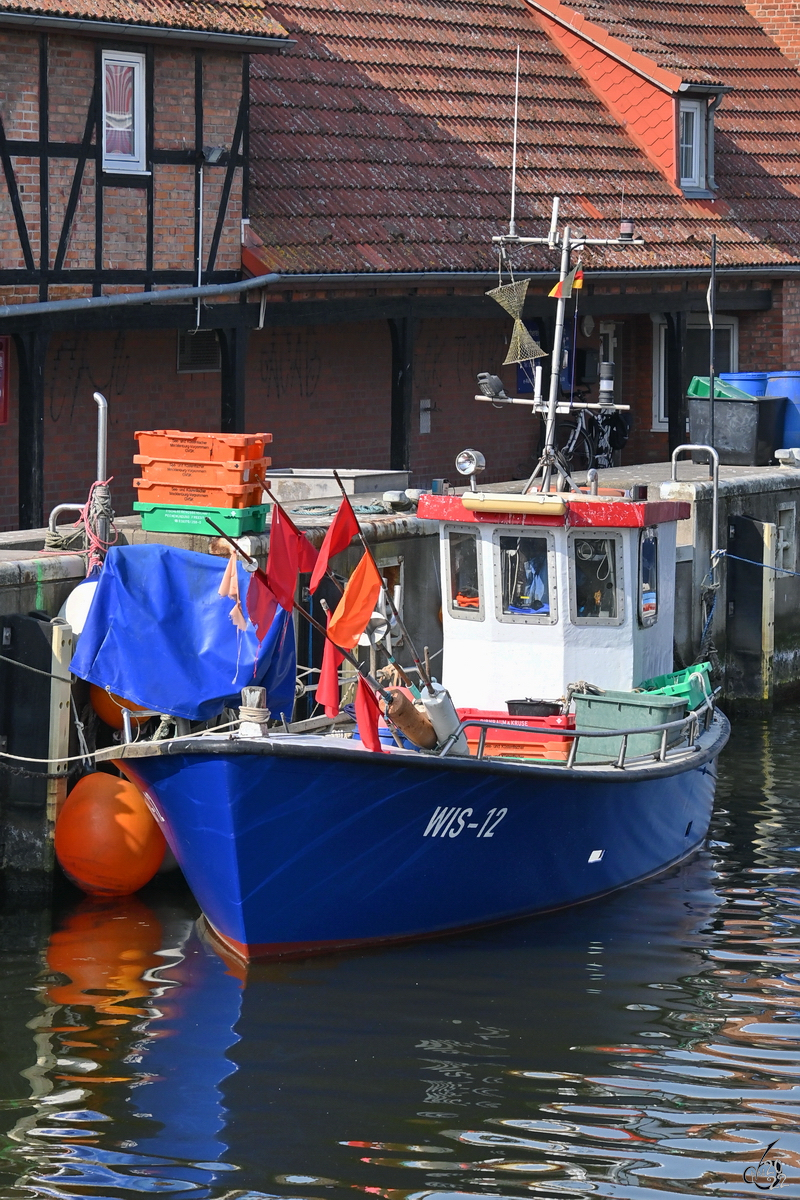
<box><xmin>687</xmin><ymin>376</ymin><xmax>756</xmax><ymax>400</ymax></box>
<box><xmin>134</xmin><ymin>500</ymin><xmax>268</xmax><ymax>536</ymax></box>
<box><xmin>638</xmin><ymin>662</ymin><xmax>712</xmax><ymax>711</ymax></box>
<box><xmin>573</xmin><ymin>690</ymin><xmax>687</xmax><ymax>764</ymax></box>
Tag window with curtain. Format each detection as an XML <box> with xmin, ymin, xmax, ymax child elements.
<box><xmin>102</xmin><ymin>51</ymin><xmax>146</xmax><ymax>172</ymax></box>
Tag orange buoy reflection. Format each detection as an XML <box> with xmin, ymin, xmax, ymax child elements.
<box><xmin>47</xmin><ymin>894</ymin><xmax>164</xmax><ymax>1018</ymax></box>
<box><xmin>55</xmin><ymin>771</ymin><xmax>166</xmax><ymax>896</ymax></box>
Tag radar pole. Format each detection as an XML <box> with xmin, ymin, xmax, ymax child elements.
<box><xmin>490</xmin><ymin>198</ymin><xmax>643</xmax><ymax>495</ymax></box>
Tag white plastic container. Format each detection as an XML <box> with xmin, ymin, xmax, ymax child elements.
<box><xmin>421</xmin><ymin>682</ymin><xmax>470</xmax><ymax>756</ymax></box>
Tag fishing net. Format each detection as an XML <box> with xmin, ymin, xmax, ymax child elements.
<box><xmin>504</xmin><ymin>321</ymin><xmax>547</xmax><ymax>366</ymax></box>
<box><xmin>486</xmin><ymin>278</ymin><xmax>529</xmax><ymax>319</ymax></box>
<box><xmin>486</xmin><ymin>278</ymin><xmax>547</xmax><ymax>366</ymax></box>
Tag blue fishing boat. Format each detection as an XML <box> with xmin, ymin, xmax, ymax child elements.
<box><xmin>113</xmin><ymin>479</ymin><xmax>729</xmax><ymax>963</ymax></box>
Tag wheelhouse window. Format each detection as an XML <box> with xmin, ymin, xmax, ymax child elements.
<box><xmin>639</xmin><ymin>527</ymin><xmax>658</xmax><ymax>627</ymax></box>
<box><xmin>446</xmin><ymin>528</ymin><xmax>483</xmax><ymax>620</ymax></box>
<box><xmin>679</xmin><ymin>100</ymin><xmax>703</xmax><ymax>189</ymax></box>
<box><xmin>569</xmin><ymin>532</ymin><xmax>624</xmax><ymax>625</ymax></box>
<box><xmin>496</xmin><ymin>533</ymin><xmax>556</xmax><ymax>624</ymax></box>
<box><xmin>102</xmin><ymin>50</ymin><xmax>146</xmax><ymax>173</ymax></box>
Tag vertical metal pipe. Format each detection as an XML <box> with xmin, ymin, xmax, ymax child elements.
<box><xmin>93</xmin><ymin>391</ymin><xmax>108</xmax><ymax>480</ymax></box>
<box><xmin>541</xmin><ymin>225</ymin><xmax>571</xmax><ymax>493</ymax></box>
<box><xmin>196</xmin><ymin>162</ymin><xmax>204</xmax><ymax>328</ymax></box>
<box><xmin>509</xmin><ymin>45</ymin><xmax>520</xmax><ymax>237</ymax></box>
<box><xmin>708</xmin><ymin>233</ymin><xmax>717</xmax><ymax>449</ymax></box>
<box><xmin>93</xmin><ymin>390</ymin><xmax>109</xmax><ymax>546</ymax></box>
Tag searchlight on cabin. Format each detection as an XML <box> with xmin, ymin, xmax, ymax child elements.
<box><xmin>455</xmin><ymin>448</ymin><xmax>486</xmax><ymax>491</ymax></box>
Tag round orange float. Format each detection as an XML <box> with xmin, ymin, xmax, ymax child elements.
<box><xmin>55</xmin><ymin>772</ymin><xmax>166</xmax><ymax>896</ymax></box>
<box><xmin>89</xmin><ymin>684</ymin><xmax>149</xmax><ymax>730</ymax></box>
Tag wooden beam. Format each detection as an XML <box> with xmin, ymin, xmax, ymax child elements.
<box><xmin>389</xmin><ymin>317</ymin><xmax>414</xmax><ymax>471</ymax></box>
<box><xmin>205</xmin><ymin>91</ymin><xmax>247</xmax><ymax>273</ymax></box>
<box><xmin>218</xmin><ymin>326</ymin><xmax>249</xmax><ymax>432</ymax></box>
<box><xmin>664</xmin><ymin>310</ymin><xmax>686</xmax><ymax>455</ymax></box>
<box><xmin>38</xmin><ymin>34</ymin><xmax>49</xmax><ymax>302</ymax></box>
<box><xmin>0</xmin><ymin>115</ymin><xmax>35</xmax><ymax>271</ymax></box>
<box><xmin>0</xmin><ymin>287</ymin><xmax>778</xmax><ymax>336</ymax></box>
<box><xmin>53</xmin><ymin>93</ymin><xmax>97</xmax><ymax>273</ymax></box>
<box><xmin>15</xmin><ymin>329</ymin><xmax>49</xmax><ymax>529</ymax></box>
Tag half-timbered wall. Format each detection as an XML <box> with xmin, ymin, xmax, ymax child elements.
<box><xmin>0</xmin><ymin>29</ymin><xmax>246</xmax><ymax>304</ymax></box>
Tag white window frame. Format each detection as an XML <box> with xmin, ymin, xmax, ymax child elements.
<box><xmin>567</xmin><ymin>530</ymin><xmax>625</xmax><ymax>627</ymax></box>
<box><xmin>443</xmin><ymin>525</ymin><xmax>484</xmax><ymax>622</ymax></box>
<box><xmin>679</xmin><ymin>99</ymin><xmax>704</xmax><ymax>190</ymax></box>
<box><xmin>102</xmin><ymin>50</ymin><xmax>147</xmax><ymax>174</ymax></box>
<box><xmin>650</xmin><ymin>313</ymin><xmax>739</xmax><ymax>431</ymax></box>
<box><xmin>492</xmin><ymin>528</ymin><xmax>558</xmax><ymax>625</ymax></box>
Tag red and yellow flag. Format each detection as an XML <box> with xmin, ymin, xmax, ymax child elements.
<box><xmin>548</xmin><ymin>263</ymin><xmax>584</xmax><ymax>299</ymax></box>
<box><xmin>326</xmin><ymin>552</ymin><xmax>383</xmax><ymax>650</ymax></box>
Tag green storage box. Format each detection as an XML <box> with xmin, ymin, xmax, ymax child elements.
<box><xmin>638</xmin><ymin>662</ymin><xmax>712</xmax><ymax>711</ymax></box>
<box><xmin>687</xmin><ymin>376</ymin><xmax>756</xmax><ymax>399</ymax></box>
<box><xmin>134</xmin><ymin>501</ymin><xmax>268</xmax><ymax>536</ymax></box>
<box><xmin>573</xmin><ymin>690</ymin><xmax>687</xmax><ymax>764</ymax></box>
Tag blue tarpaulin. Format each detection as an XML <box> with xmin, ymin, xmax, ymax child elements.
<box><xmin>70</xmin><ymin>545</ymin><xmax>296</xmax><ymax>721</ymax></box>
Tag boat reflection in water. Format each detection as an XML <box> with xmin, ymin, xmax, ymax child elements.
<box><xmin>8</xmin><ymin>740</ymin><xmax>800</xmax><ymax>1200</ymax></box>
<box><xmin>11</xmin><ymin>893</ymin><xmax>243</xmax><ymax>1200</ymax></box>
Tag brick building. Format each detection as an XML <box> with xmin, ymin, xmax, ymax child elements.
<box><xmin>2</xmin><ymin>0</ymin><xmax>800</xmax><ymax>529</ymax></box>
<box><xmin>240</xmin><ymin>0</ymin><xmax>800</xmax><ymax>483</ymax></box>
<box><xmin>0</xmin><ymin>0</ymin><xmax>289</xmax><ymax>530</ymax></box>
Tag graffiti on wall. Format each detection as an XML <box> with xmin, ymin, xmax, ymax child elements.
<box><xmin>258</xmin><ymin>329</ymin><xmax>322</xmax><ymax>401</ymax></box>
<box><xmin>48</xmin><ymin>332</ymin><xmax>131</xmax><ymax>423</ymax></box>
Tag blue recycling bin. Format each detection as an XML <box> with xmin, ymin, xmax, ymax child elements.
<box><xmin>719</xmin><ymin>371</ymin><xmax>769</xmax><ymax>396</ymax></box>
<box><xmin>766</xmin><ymin>371</ymin><xmax>800</xmax><ymax>448</ymax></box>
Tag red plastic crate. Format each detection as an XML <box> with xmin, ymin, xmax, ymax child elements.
<box><xmin>133</xmin><ymin>454</ymin><xmax>269</xmax><ymax>487</ymax></box>
<box><xmin>457</xmin><ymin>708</ymin><xmax>574</xmax><ymax>761</ymax></box>
<box><xmin>135</xmin><ymin>430</ymin><xmax>272</xmax><ymax>463</ymax></box>
<box><xmin>133</xmin><ymin>477</ymin><xmax>263</xmax><ymax>509</ymax></box>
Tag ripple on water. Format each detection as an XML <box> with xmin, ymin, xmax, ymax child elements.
<box><xmin>1</xmin><ymin>708</ymin><xmax>800</xmax><ymax>1197</ymax></box>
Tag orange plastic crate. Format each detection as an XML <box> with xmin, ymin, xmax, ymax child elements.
<box><xmin>133</xmin><ymin>477</ymin><xmax>263</xmax><ymax>509</ymax></box>
<box><xmin>133</xmin><ymin>454</ymin><xmax>269</xmax><ymax>487</ymax></box>
<box><xmin>135</xmin><ymin>430</ymin><xmax>272</xmax><ymax>463</ymax></box>
<box><xmin>457</xmin><ymin>708</ymin><xmax>574</xmax><ymax>761</ymax></box>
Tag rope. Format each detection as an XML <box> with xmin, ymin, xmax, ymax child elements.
<box><xmin>0</xmin><ymin>718</ymin><xmax>242</xmax><ymax>770</ymax></box>
<box><xmin>238</xmin><ymin>706</ymin><xmax>269</xmax><ymax>722</ymax></box>
<box><xmin>44</xmin><ymin>478</ymin><xmax>118</xmax><ymax>576</ymax></box>
<box><xmin>718</xmin><ymin>549</ymin><xmax>800</xmax><ymax>579</ymax></box>
<box><xmin>0</xmin><ymin>653</ymin><xmax>71</xmax><ymax>684</ymax></box>
<box><xmin>288</xmin><ymin>502</ymin><xmax>389</xmax><ymax>518</ymax></box>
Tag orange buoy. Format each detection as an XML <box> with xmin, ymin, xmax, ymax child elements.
<box><xmin>89</xmin><ymin>684</ymin><xmax>149</xmax><ymax>731</ymax></box>
<box><xmin>55</xmin><ymin>772</ymin><xmax>166</xmax><ymax>896</ymax></box>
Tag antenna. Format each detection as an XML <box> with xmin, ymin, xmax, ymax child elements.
<box><xmin>547</xmin><ymin>196</ymin><xmax>560</xmax><ymax>247</ymax></box>
<box><xmin>509</xmin><ymin>45</ymin><xmax>521</xmax><ymax>237</ymax></box>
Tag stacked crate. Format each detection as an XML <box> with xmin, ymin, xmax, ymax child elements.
<box><xmin>132</xmin><ymin>429</ymin><xmax>272</xmax><ymax>535</ymax></box>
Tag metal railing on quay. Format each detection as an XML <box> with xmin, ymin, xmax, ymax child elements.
<box><xmin>436</xmin><ymin>691</ymin><xmax>719</xmax><ymax>769</ymax></box>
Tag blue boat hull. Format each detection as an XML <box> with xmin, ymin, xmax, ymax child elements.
<box><xmin>119</xmin><ymin>715</ymin><xmax>728</xmax><ymax>960</ymax></box>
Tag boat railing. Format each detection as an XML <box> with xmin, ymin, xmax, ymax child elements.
<box><xmin>437</xmin><ymin>691</ymin><xmax>719</xmax><ymax>768</ymax></box>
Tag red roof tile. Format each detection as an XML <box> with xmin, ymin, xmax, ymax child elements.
<box><xmin>0</xmin><ymin>0</ymin><xmax>289</xmax><ymax>39</ymax></box>
<box><xmin>247</xmin><ymin>0</ymin><xmax>800</xmax><ymax>273</ymax></box>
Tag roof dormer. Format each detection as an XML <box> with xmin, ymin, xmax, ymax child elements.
<box><xmin>523</xmin><ymin>0</ymin><xmax>728</xmax><ymax>197</ymax></box>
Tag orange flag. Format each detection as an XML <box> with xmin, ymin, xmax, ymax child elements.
<box><xmin>326</xmin><ymin>552</ymin><xmax>383</xmax><ymax>650</ymax></box>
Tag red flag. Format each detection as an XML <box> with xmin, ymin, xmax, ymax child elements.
<box><xmin>326</xmin><ymin>552</ymin><xmax>383</xmax><ymax>650</ymax></box>
<box><xmin>246</xmin><ymin>569</ymin><xmax>280</xmax><ymax>641</ymax></box>
<box><xmin>266</xmin><ymin>505</ymin><xmax>300</xmax><ymax>612</ymax></box>
<box><xmin>355</xmin><ymin>675</ymin><xmax>384</xmax><ymax>753</ymax></box>
<box><xmin>309</xmin><ymin>495</ymin><xmax>360</xmax><ymax>594</ymax></box>
<box><xmin>316</xmin><ymin>617</ymin><xmax>344</xmax><ymax>718</ymax></box>
<box><xmin>275</xmin><ymin>503</ymin><xmax>319</xmax><ymax>573</ymax></box>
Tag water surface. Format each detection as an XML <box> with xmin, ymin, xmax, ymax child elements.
<box><xmin>1</xmin><ymin>707</ymin><xmax>799</xmax><ymax>1198</ymax></box>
